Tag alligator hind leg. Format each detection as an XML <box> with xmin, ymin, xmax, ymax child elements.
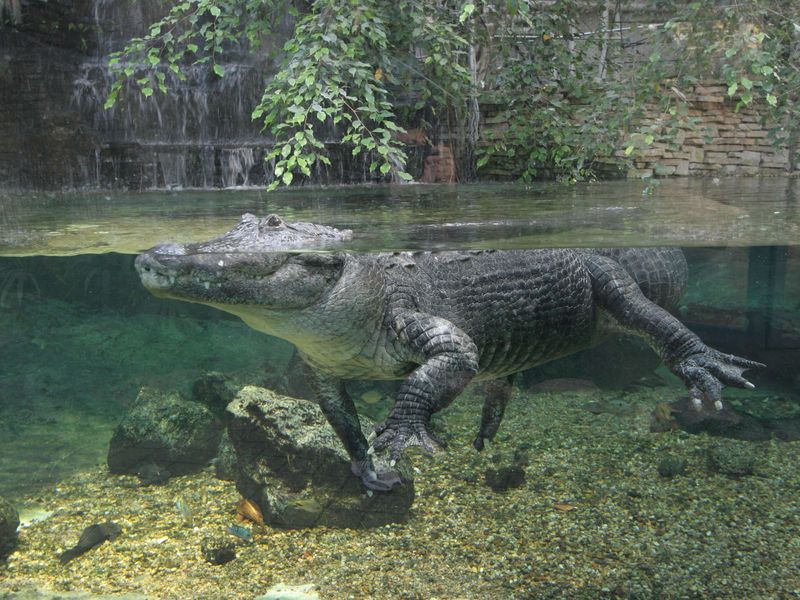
<box><xmin>473</xmin><ymin>375</ymin><xmax>515</xmax><ymax>451</ymax></box>
<box><xmin>583</xmin><ymin>254</ymin><xmax>764</xmax><ymax>410</ymax></box>
<box><xmin>304</xmin><ymin>364</ymin><xmax>401</xmax><ymax>491</ymax></box>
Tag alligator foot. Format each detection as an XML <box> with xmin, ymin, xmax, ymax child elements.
<box><xmin>370</xmin><ymin>419</ymin><xmax>447</xmax><ymax>461</ymax></box>
<box><xmin>675</xmin><ymin>346</ymin><xmax>764</xmax><ymax>411</ymax></box>
<box><xmin>351</xmin><ymin>459</ymin><xmax>402</xmax><ymax>491</ymax></box>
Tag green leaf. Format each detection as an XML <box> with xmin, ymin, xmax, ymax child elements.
<box><xmin>766</xmin><ymin>93</ymin><xmax>777</xmax><ymax>107</ymax></box>
<box><xmin>727</xmin><ymin>82</ymin><xmax>738</xmax><ymax>97</ymax></box>
<box><xmin>397</xmin><ymin>171</ymin><xmax>414</xmax><ymax>181</ymax></box>
<box><xmin>624</xmin><ymin>145</ymin><xmax>634</xmax><ymax>156</ymax></box>
<box><xmin>380</xmin><ymin>162</ymin><xmax>391</xmax><ymax>174</ymax></box>
<box><xmin>209</xmin><ymin>6</ymin><xmax>221</xmax><ymax>17</ymax></box>
<box><xmin>282</xmin><ymin>171</ymin><xmax>293</xmax><ymax>185</ymax></box>
<box><xmin>142</xmin><ymin>87</ymin><xmax>154</xmax><ymax>97</ymax></box>
<box><xmin>740</xmin><ymin>76</ymin><xmax>753</xmax><ymax>90</ymax></box>
<box><xmin>644</xmin><ymin>134</ymin><xmax>654</xmax><ymax>145</ymax></box>
<box><xmin>459</xmin><ymin>3</ymin><xmax>475</xmax><ymax>24</ymax></box>
<box><xmin>213</xmin><ymin>63</ymin><xmax>225</xmax><ymax>77</ymax></box>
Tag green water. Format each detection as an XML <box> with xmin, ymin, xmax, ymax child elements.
<box><xmin>0</xmin><ymin>181</ymin><xmax>799</xmax><ymax>599</ymax></box>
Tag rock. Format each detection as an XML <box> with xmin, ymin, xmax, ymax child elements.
<box><xmin>108</xmin><ymin>387</ymin><xmax>223</xmax><ymax>477</ymax></box>
<box><xmin>660</xmin><ymin>396</ymin><xmax>800</xmax><ymax>441</ymax></box>
<box><xmin>484</xmin><ymin>465</ymin><xmax>526</xmax><ymax>492</ymax></box>
<box><xmin>657</xmin><ymin>454</ymin><xmax>687</xmax><ymax>478</ymax></box>
<box><xmin>136</xmin><ymin>463</ymin><xmax>171</xmax><ymax>486</ymax></box>
<box><xmin>227</xmin><ymin>386</ymin><xmax>415</xmax><ymax>529</ymax></box>
<box><xmin>192</xmin><ymin>372</ymin><xmax>240</xmax><ymax>422</ymax></box>
<box><xmin>708</xmin><ymin>442</ymin><xmax>758</xmax><ymax>476</ymax></box>
<box><xmin>213</xmin><ymin>430</ymin><xmax>238</xmax><ymax>481</ymax></box>
<box><xmin>0</xmin><ymin>495</ymin><xmax>20</xmax><ymax>559</ymax></box>
<box><xmin>200</xmin><ymin>536</ymin><xmax>236</xmax><ymax>565</ymax></box>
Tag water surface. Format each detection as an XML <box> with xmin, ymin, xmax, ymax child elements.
<box><xmin>1</xmin><ymin>178</ymin><xmax>798</xmax><ymax>256</ymax></box>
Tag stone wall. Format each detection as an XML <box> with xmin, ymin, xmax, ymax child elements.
<box><xmin>622</xmin><ymin>82</ymin><xmax>796</xmax><ymax>178</ymax></box>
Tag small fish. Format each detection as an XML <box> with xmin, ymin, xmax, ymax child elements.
<box><xmin>175</xmin><ymin>497</ymin><xmax>194</xmax><ymax>522</ymax></box>
<box><xmin>227</xmin><ymin>524</ymin><xmax>253</xmax><ymax>543</ymax></box>
<box><xmin>236</xmin><ymin>498</ymin><xmax>265</xmax><ymax>527</ymax></box>
<box><xmin>58</xmin><ymin>521</ymin><xmax>122</xmax><ymax>564</ymax></box>
<box><xmin>553</xmin><ymin>503</ymin><xmax>577</xmax><ymax>512</ymax></box>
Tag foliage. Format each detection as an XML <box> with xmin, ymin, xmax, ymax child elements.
<box><xmin>106</xmin><ymin>0</ymin><xmax>800</xmax><ymax>187</ymax></box>
<box><xmin>620</xmin><ymin>1</ymin><xmax>800</xmax><ymax>166</ymax></box>
<box><xmin>473</xmin><ymin>1</ymin><xmax>634</xmax><ymax>182</ymax></box>
<box><xmin>106</xmin><ymin>0</ymin><xmax>472</xmax><ymax>188</ymax></box>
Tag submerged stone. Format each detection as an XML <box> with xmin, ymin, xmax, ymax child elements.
<box><xmin>484</xmin><ymin>465</ymin><xmax>526</xmax><ymax>492</ymax></box>
<box><xmin>213</xmin><ymin>430</ymin><xmax>238</xmax><ymax>481</ymax></box>
<box><xmin>192</xmin><ymin>371</ymin><xmax>240</xmax><ymax>423</ymax></box>
<box><xmin>0</xmin><ymin>495</ymin><xmax>20</xmax><ymax>559</ymax></box>
<box><xmin>227</xmin><ymin>386</ymin><xmax>414</xmax><ymax>529</ymax></box>
<box><xmin>657</xmin><ymin>454</ymin><xmax>687</xmax><ymax>478</ymax></box>
<box><xmin>107</xmin><ymin>387</ymin><xmax>223</xmax><ymax>477</ymax></box>
<box><xmin>708</xmin><ymin>442</ymin><xmax>758</xmax><ymax>477</ymax></box>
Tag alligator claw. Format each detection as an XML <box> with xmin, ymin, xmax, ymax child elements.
<box><xmin>371</xmin><ymin>420</ymin><xmax>446</xmax><ymax>461</ymax></box>
<box><xmin>677</xmin><ymin>346</ymin><xmax>764</xmax><ymax>411</ymax></box>
<box><xmin>351</xmin><ymin>459</ymin><xmax>402</xmax><ymax>491</ymax></box>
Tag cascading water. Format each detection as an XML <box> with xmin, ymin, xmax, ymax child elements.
<box><xmin>0</xmin><ymin>0</ymin><xmax>427</xmax><ymax>190</ymax></box>
<box><xmin>71</xmin><ymin>0</ymin><xmax>276</xmax><ymax>189</ymax></box>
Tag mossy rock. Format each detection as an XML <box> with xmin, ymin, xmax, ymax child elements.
<box><xmin>108</xmin><ymin>387</ymin><xmax>223</xmax><ymax>476</ymax></box>
<box><xmin>0</xmin><ymin>495</ymin><xmax>20</xmax><ymax>559</ymax></box>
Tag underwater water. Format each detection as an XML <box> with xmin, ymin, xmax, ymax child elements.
<box><xmin>0</xmin><ymin>180</ymin><xmax>798</xmax><ymax>599</ymax></box>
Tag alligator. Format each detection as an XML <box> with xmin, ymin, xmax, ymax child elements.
<box><xmin>135</xmin><ymin>213</ymin><xmax>762</xmax><ymax>490</ymax></box>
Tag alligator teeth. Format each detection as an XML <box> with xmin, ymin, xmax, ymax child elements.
<box><xmin>203</xmin><ymin>282</ymin><xmax>210</xmax><ymax>290</ymax></box>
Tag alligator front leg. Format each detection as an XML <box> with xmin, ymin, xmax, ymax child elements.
<box><xmin>473</xmin><ymin>375</ymin><xmax>515</xmax><ymax>451</ymax></box>
<box><xmin>304</xmin><ymin>364</ymin><xmax>401</xmax><ymax>491</ymax></box>
<box><xmin>584</xmin><ymin>254</ymin><xmax>764</xmax><ymax>410</ymax></box>
<box><xmin>371</xmin><ymin>312</ymin><xmax>480</xmax><ymax>460</ymax></box>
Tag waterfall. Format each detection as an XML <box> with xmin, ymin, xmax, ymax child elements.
<box><xmin>68</xmin><ymin>0</ymin><xmax>275</xmax><ymax>189</ymax></box>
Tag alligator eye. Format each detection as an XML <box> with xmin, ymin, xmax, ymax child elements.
<box><xmin>265</xmin><ymin>215</ymin><xmax>282</xmax><ymax>227</ymax></box>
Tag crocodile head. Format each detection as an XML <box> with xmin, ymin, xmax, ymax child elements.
<box><xmin>135</xmin><ymin>213</ymin><xmax>352</xmax><ymax>311</ymax></box>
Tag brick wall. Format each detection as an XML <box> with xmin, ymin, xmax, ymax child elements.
<box><xmin>622</xmin><ymin>82</ymin><xmax>796</xmax><ymax>178</ymax></box>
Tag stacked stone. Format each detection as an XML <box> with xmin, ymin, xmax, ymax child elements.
<box><xmin>624</xmin><ymin>81</ymin><xmax>793</xmax><ymax>178</ymax></box>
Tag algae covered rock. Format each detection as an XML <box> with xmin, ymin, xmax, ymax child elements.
<box><xmin>708</xmin><ymin>441</ymin><xmax>758</xmax><ymax>476</ymax></box>
<box><xmin>227</xmin><ymin>386</ymin><xmax>414</xmax><ymax>529</ymax></box>
<box><xmin>0</xmin><ymin>495</ymin><xmax>20</xmax><ymax>559</ymax></box>
<box><xmin>657</xmin><ymin>454</ymin><xmax>687</xmax><ymax>478</ymax></box>
<box><xmin>192</xmin><ymin>371</ymin><xmax>240</xmax><ymax>423</ymax></box>
<box><xmin>108</xmin><ymin>387</ymin><xmax>223</xmax><ymax>477</ymax></box>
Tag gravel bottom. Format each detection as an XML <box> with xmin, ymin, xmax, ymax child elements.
<box><xmin>2</xmin><ymin>384</ymin><xmax>799</xmax><ymax>599</ymax></box>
